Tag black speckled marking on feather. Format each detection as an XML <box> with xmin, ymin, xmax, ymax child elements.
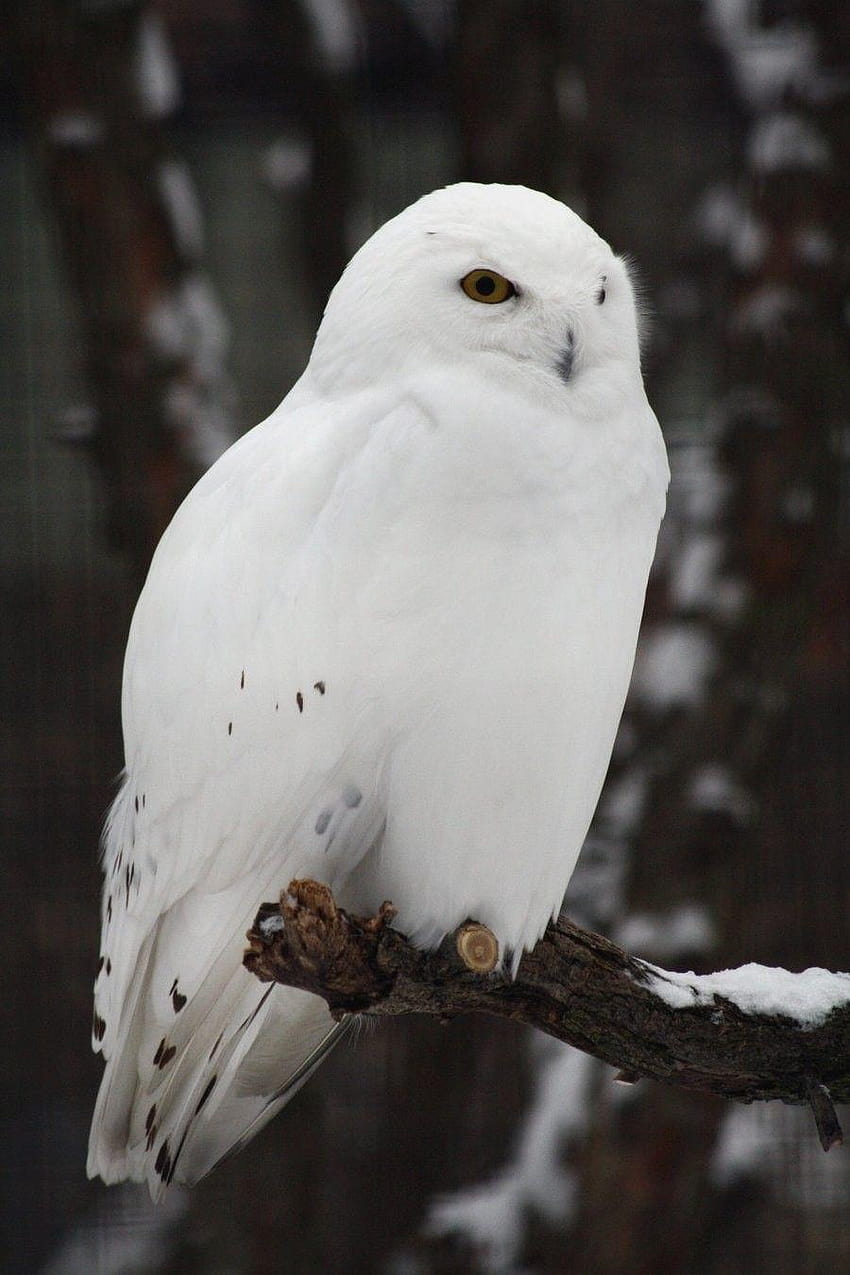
<box><xmin>155</xmin><ymin>1139</ymin><xmax>171</xmax><ymax>1181</ymax></box>
<box><xmin>124</xmin><ymin>861</ymin><xmax>135</xmax><ymax>907</ymax></box>
<box><xmin>195</xmin><ymin>1075</ymin><xmax>217</xmax><ymax>1114</ymax></box>
<box><xmin>166</xmin><ymin>1127</ymin><xmax>190</xmax><ymax>1185</ymax></box>
<box><xmin>153</xmin><ymin>1037</ymin><xmax>177</xmax><ymax>1068</ymax></box>
<box><xmin>145</xmin><ymin>1105</ymin><xmax>158</xmax><ymax>1150</ymax></box>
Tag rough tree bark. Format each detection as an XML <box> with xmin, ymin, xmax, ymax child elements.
<box><xmin>245</xmin><ymin>879</ymin><xmax>850</xmax><ymax>1151</ymax></box>
<box><xmin>14</xmin><ymin>1</ymin><xmax>236</xmax><ymax>580</ymax></box>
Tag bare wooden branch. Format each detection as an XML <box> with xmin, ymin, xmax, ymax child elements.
<box><xmin>245</xmin><ymin>880</ymin><xmax>850</xmax><ymax>1146</ymax></box>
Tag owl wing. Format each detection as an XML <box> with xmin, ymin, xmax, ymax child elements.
<box><xmin>88</xmin><ymin>389</ymin><xmax>402</xmax><ymax>1197</ymax></box>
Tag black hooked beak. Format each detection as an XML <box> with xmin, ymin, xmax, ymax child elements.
<box><xmin>556</xmin><ymin>329</ymin><xmax>575</xmax><ymax>385</ymax></box>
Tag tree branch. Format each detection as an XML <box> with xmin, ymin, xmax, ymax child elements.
<box><xmin>244</xmin><ymin>880</ymin><xmax>850</xmax><ymax>1149</ymax></box>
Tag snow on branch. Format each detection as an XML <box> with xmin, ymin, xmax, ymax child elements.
<box><xmin>245</xmin><ymin>879</ymin><xmax>850</xmax><ymax>1151</ymax></box>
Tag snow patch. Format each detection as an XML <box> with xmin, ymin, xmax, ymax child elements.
<box><xmin>42</xmin><ymin>1182</ymin><xmax>188</xmax><ymax>1274</ymax></box>
<box><xmin>669</xmin><ymin>533</ymin><xmax>722</xmax><ymax>611</ymax></box>
<box><xmin>733</xmin><ymin>284</ymin><xmax>802</xmax><ymax>340</ymax></box>
<box><xmin>556</xmin><ymin>67</ymin><xmax>588</xmax><ymax>122</ymax></box>
<box><xmin>729</xmin><ymin>215</ymin><xmax>767</xmax><ymax>271</ymax></box>
<box><xmin>710</xmin><ymin>1103</ymin><xmax>780</xmax><ymax>1186</ymax></box>
<box><xmin>144</xmin><ymin>276</ymin><xmax>235</xmax><ymax>466</ymax></box>
<box><xmin>54</xmin><ymin>403</ymin><xmax>98</xmax><ymax>444</ymax></box>
<box><xmin>617</xmin><ymin>905</ymin><xmax>715</xmax><ymax>961</ymax></box>
<box><xmin>696</xmin><ymin>186</ymin><xmax>768</xmax><ymax>269</ymax></box>
<box><xmin>696</xmin><ymin>184</ymin><xmax>739</xmax><ymax>245</ymax></box>
<box><xmin>781</xmin><ymin>485</ymin><xmax>816</xmax><ymax>523</ymax></box>
<box><xmin>688</xmin><ymin>763</ymin><xmax>757</xmax><ymax>824</ymax></box>
<box><xmin>640</xmin><ymin>961</ymin><xmax>850</xmax><ymax>1027</ymax></box>
<box><xmin>145</xmin><ymin>276</ymin><xmax>230</xmax><ymax>369</ymax></box>
<box><xmin>712</xmin><ymin>1104</ymin><xmax>850</xmax><ymax>1205</ymax></box>
<box><xmin>263</xmin><ymin>137</ymin><xmax>313</xmax><ymax>192</ymax></box>
<box><xmin>303</xmin><ymin>0</ymin><xmax>361</xmax><ymax>72</ymax></box>
<box><xmin>47</xmin><ymin>112</ymin><xmax>105</xmax><ymax>147</ymax></box>
<box><xmin>705</xmin><ymin>3</ymin><xmax>818</xmax><ymax>107</ymax></box>
<box><xmin>135</xmin><ymin>11</ymin><xmax>180</xmax><ymax>118</ymax></box>
<box><xmin>668</xmin><ymin>439</ymin><xmax>731</xmax><ymax>525</ymax></box>
<box><xmin>158</xmin><ymin>160</ymin><xmax>205</xmax><ymax>259</ymax></box>
<box><xmin>631</xmin><ymin>623</ymin><xmax>717</xmax><ymax>710</ymax></box>
<box><xmin>597</xmin><ymin>770</ymin><xmax>647</xmax><ymax>840</ymax></box>
<box><xmin>794</xmin><ymin>226</ymin><xmax>834</xmax><ymax>267</ymax></box>
<box><xmin>423</xmin><ymin>1046</ymin><xmax>592</xmax><ymax>1271</ymax></box>
<box><xmin>749</xmin><ymin>112</ymin><xmax>830</xmax><ymax>174</ymax></box>
<box><xmin>564</xmin><ymin>834</ymin><xmax>626</xmax><ymax>931</ymax></box>
<box><xmin>163</xmin><ymin>383</ymin><xmax>235</xmax><ymax>470</ymax></box>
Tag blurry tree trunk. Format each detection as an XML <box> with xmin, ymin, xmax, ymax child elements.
<box><xmin>266</xmin><ymin>0</ymin><xmax>356</xmax><ymax>324</ymax></box>
<box><xmin>454</xmin><ymin>0</ymin><xmax>565</xmax><ymax>194</ymax></box>
<box><xmin>560</xmin><ymin>6</ymin><xmax>850</xmax><ymax>1275</ymax></box>
<box><xmin>14</xmin><ymin>1</ymin><xmax>235</xmax><ymax>580</ymax></box>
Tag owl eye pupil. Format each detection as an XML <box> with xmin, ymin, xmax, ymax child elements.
<box><xmin>460</xmin><ymin>268</ymin><xmax>515</xmax><ymax>304</ymax></box>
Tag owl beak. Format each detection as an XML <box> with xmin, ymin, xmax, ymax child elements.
<box><xmin>556</xmin><ymin>329</ymin><xmax>575</xmax><ymax>384</ymax></box>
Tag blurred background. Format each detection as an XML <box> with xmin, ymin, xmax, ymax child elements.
<box><xmin>2</xmin><ymin>1</ymin><xmax>849</xmax><ymax>1271</ymax></box>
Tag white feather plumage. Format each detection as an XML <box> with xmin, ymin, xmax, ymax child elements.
<box><xmin>88</xmin><ymin>182</ymin><xmax>668</xmax><ymax>1198</ymax></box>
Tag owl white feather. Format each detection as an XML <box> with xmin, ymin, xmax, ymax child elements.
<box><xmin>88</xmin><ymin>182</ymin><xmax>668</xmax><ymax>1199</ymax></box>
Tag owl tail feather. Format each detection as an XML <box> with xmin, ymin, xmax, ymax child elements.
<box><xmin>88</xmin><ymin>945</ymin><xmax>345</xmax><ymax>1201</ymax></box>
<box><xmin>145</xmin><ymin>985</ymin><xmax>345</xmax><ymax>1200</ymax></box>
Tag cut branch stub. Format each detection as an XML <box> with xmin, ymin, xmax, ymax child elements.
<box><xmin>456</xmin><ymin>922</ymin><xmax>499</xmax><ymax>972</ymax></box>
<box><xmin>243</xmin><ymin>879</ymin><xmax>850</xmax><ymax>1144</ymax></box>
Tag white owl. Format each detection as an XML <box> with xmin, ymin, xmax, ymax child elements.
<box><xmin>88</xmin><ymin>182</ymin><xmax>668</xmax><ymax>1199</ymax></box>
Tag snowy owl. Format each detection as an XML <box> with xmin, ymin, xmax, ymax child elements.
<box><xmin>88</xmin><ymin>182</ymin><xmax>668</xmax><ymax>1198</ymax></box>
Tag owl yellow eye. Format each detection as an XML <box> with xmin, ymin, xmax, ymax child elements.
<box><xmin>460</xmin><ymin>269</ymin><xmax>516</xmax><ymax>304</ymax></box>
